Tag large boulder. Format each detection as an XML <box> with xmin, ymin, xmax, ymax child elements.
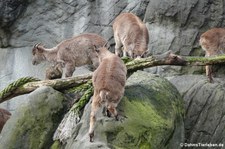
<box><xmin>0</xmin><ymin>86</ymin><xmax>68</xmax><ymax>149</ymax></box>
<box><xmin>168</xmin><ymin>75</ymin><xmax>225</xmax><ymax>146</ymax></box>
<box><xmin>65</xmin><ymin>71</ymin><xmax>184</xmax><ymax>149</ymax></box>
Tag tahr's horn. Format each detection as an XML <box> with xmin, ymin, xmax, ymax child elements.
<box><xmin>34</xmin><ymin>43</ymin><xmax>41</xmax><ymax>48</ymax></box>
<box><xmin>103</xmin><ymin>41</ymin><xmax>108</xmax><ymax>47</ymax></box>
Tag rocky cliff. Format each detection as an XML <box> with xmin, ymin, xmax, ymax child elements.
<box><xmin>1</xmin><ymin>0</ymin><xmax>225</xmax><ymax>148</ymax></box>
<box><xmin>0</xmin><ymin>71</ymin><xmax>185</xmax><ymax>149</ymax></box>
<box><xmin>169</xmin><ymin>75</ymin><xmax>225</xmax><ymax>146</ymax></box>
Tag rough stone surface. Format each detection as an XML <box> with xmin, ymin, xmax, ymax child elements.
<box><xmin>0</xmin><ymin>0</ymin><xmax>28</xmax><ymax>47</ymax></box>
<box><xmin>168</xmin><ymin>75</ymin><xmax>225</xmax><ymax>146</ymax></box>
<box><xmin>64</xmin><ymin>71</ymin><xmax>184</xmax><ymax>149</ymax></box>
<box><xmin>144</xmin><ymin>0</ymin><xmax>225</xmax><ymax>76</ymax></box>
<box><xmin>0</xmin><ymin>0</ymin><xmax>149</xmax><ymax>112</ymax></box>
<box><xmin>1</xmin><ymin>0</ymin><xmax>225</xmax><ymax>147</ymax></box>
<box><xmin>145</xmin><ymin>0</ymin><xmax>225</xmax><ymax>55</ymax></box>
<box><xmin>0</xmin><ymin>86</ymin><xmax>68</xmax><ymax>149</ymax></box>
<box><xmin>1</xmin><ymin>0</ymin><xmax>225</xmax><ymax>87</ymax></box>
<box><xmin>0</xmin><ymin>0</ymin><xmax>27</xmax><ymax>28</ymax></box>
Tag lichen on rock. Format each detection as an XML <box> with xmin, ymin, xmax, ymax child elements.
<box><xmin>65</xmin><ymin>71</ymin><xmax>184</xmax><ymax>149</ymax></box>
<box><xmin>0</xmin><ymin>86</ymin><xmax>68</xmax><ymax>149</ymax></box>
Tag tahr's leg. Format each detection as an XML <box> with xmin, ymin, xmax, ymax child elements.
<box><xmin>205</xmin><ymin>52</ymin><xmax>213</xmax><ymax>83</ymax></box>
<box><xmin>107</xmin><ymin>104</ymin><xmax>118</xmax><ymax>121</ymax></box>
<box><xmin>114</xmin><ymin>33</ymin><xmax>123</xmax><ymax>57</ymax></box>
<box><xmin>124</xmin><ymin>44</ymin><xmax>133</xmax><ymax>58</ymax></box>
<box><xmin>206</xmin><ymin>65</ymin><xmax>213</xmax><ymax>83</ymax></box>
<box><xmin>65</xmin><ymin>63</ymin><xmax>75</xmax><ymax>77</ymax></box>
<box><xmin>89</xmin><ymin>94</ymin><xmax>101</xmax><ymax>142</ymax></box>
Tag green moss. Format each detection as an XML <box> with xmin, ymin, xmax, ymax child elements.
<box><xmin>64</xmin><ymin>81</ymin><xmax>92</xmax><ymax>94</ymax></box>
<box><xmin>186</xmin><ymin>54</ymin><xmax>225</xmax><ymax>64</ymax></box>
<box><xmin>104</xmin><ymin>72</ymin><xmax>184</xmax><ymax>149</ymax></box>
<box><xmin>121</xmin><ymin>57</ymin><xmax>133</xmax><ymax>63</ymax></box>
<box><xmin>0</xmin><ymin>87</ymin><xmax>67</xmax><ymax>149</ymax></box>
<box><xmin>0</xmin><ymin>77</ymin><xmax>40</xmax><ymax>101</ymax></box>
<box><xmin>50</xmin><ymin>141</ymin><xmax>62</xmax><ymax>149</ymax></box>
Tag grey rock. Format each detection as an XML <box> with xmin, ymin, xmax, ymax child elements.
<box><xmin>0</xmin><ymin>86</ymin><xmax>68</xmax><ymax>149</ymax></box>
<box><xmin>168</xmin><ymin>75</ymin><xmax>225</xmax><ymax>145</ymax></box>
<box><xmin>145</xmin><ymin>0</ymin><xmax>225</xmax><ymax>55</ymax></box>
<box><xmin>0</xmin><ymin>0</ymin><xmax>28</xmax><ymax>47</ymax></box>
<box><xmin>0</xmin><ymin>0</ymin><xmax>225</xmax><ymax>147</ymax></box>
<box><xmin>0</xmin><ymin>0</ymin><xmax>149</xmax><ymax>115</ymax></box>
<box><xmin>65</xmin><ymin>71</ymin><xmax>184</xmax><ymax>149</ymax></box>
<box><xmin>145</xmin><ymin>0</ymin><xmax>225</xmax><ymax>76</ymax></box>
<box><xmin>0</xmin><ymin>0</ymin><xmax>27</xmax><ymax>28</ymax></box>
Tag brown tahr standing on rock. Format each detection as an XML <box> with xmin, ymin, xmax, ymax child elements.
<box><xmin>89</xmin><ymin>46</ymin><xmax>127</xmax><ymax>142</ymax></box>
<box><xmin>200</xmin><ymin>28</ymin><xmax>225</xmax><ymax>82</ymax></box>
<box><xmin>113</xmin><ymin>12</ymin><xmax>149</xmax><ymax>58</ymax></box>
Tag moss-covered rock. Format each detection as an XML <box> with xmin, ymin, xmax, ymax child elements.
<box><xmin>0</xmin><ymin>86</ymin><xmax>68</xmax><ymax>149</ymax></box>
<box><xmin>65</xmin><ymin>71</ymin><xmax>184</xmax><ymax>149</ymax></box>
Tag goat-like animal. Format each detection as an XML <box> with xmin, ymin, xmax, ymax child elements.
<box><xmin>0</xmin><ymin>108</ymin><xmax>11</xmax><ymax>133</ymax></box>
<box><xmin>113</xmin><ymin>12</ymin><xmax>149</xmax><ymax>58</ymax></box>
<box><xmin>89</xmin><ymin>46</ymin><xmax>127</xmax><ymax>142</ymax></box>
<box><xmin>45</xmin><ymin>63</ymin><xmax>63</xmax><ymax>80</ymax></box>
<box><xmin>32</xmin><ymin>33</ymin><xmax>107</xmax><ymax>77</ymax></box>
<box><xmin>200</xmin><ymin>28</ymin><xmax>225</xmax><ymax>82</ymax></box>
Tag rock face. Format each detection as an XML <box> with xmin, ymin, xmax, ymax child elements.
<box><xmin>145</xmin><ymin>0</ymin><xmax>225</xmax><ymax>55</ymax></box>
<box><xmin>0</xmin><ymin>0</ymin><xmax>28</xmax><ymax>47</ymax></box>
<box><xmin>1</xmin><ymin>0</ymin><xmax>225</xmax><ymax>148</ymax></box>
<box><xmin>0</xmin><ymin>0</ymin><xmax>27</xmax><ymax>28</ymax></box>
<box><xmin>144</xmin><ymin>0</ymin><xmax>225</xmax><ymax>77</ymax></box>
<box><xmin>1</xmin><ymin>0</ymin><xmax>225</xmax><ymax>110</ymax></box>
<box><xmin>65</xmin><ymin>71</ymin><xmax>184</xmax><ymax>149</ymax></box>
<box><xmin>0</xmin><ymin>86</ymin><xmax>68</xmax><ymax>149</ymax></box>
<box><xmin>0</xmin><ymin>0</ymin><xmax>150</xmax><ymax>112</ymax></box>
<box><xmin>168</xmin><ymin>75</ymin><xmax>225</xmax><ymax>146</ymax></box>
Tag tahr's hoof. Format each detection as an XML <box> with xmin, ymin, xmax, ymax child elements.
<box><xmin>115</xmin><ymin>115</ymin><xmax>119</xmax><ymax>121</ymax></box>
<box><xmin>208</xmin><ymin>78</ymin><xmax>214</xmax><ymax>83</ymax></box>
<box><xmin>106</xmin><ymin>109</ymin><xmax>111</xmax><ymax>117</ymax></box>
<box><xmin>89</xmin><ymin>132</ymin><xmax>94</xmax><ymax>142</ymax></box>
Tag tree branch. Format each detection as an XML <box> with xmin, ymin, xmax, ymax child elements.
<box><xmin>1</xmin><ymin>51</ymin><xmax>225</xmax><ymax>103</ymax></box>
<box><xmin>125</xmin><ymin>51</ymin><xmax>225</xmax><ymax>73</ymax></box>
<box><xmin>0</xmin><ymin>73</ymin><xmax>92</xmax><ymax>103</ymax></box>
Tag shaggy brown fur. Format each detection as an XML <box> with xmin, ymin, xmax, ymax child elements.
<box><xmin>0</xmin><ymin>108</ymin><xmax>11</xmax><ymax>133</ymax></box>
<box><xmin>32</xmin><ymin>33</ymin><xmax>107</xmax><ymax>77</ymax></box>
<box><xmin>113</xmin><ymin>12</ymin><xmax>149</xmax><ymax>58</ymax></box>
<box><xmin>45</xmin><ymin>63</ymin><xmax>63</xmax><ymax>80</ymax></box>
<box><xmin>200</xmin><ymin>28</ymin><xmax>225</xmax><ymax>82</ymax></box>
<box><xmin>89</xmin><ymin>47</ymin><xmax>127</xmax><ymax>142</ymax></box>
